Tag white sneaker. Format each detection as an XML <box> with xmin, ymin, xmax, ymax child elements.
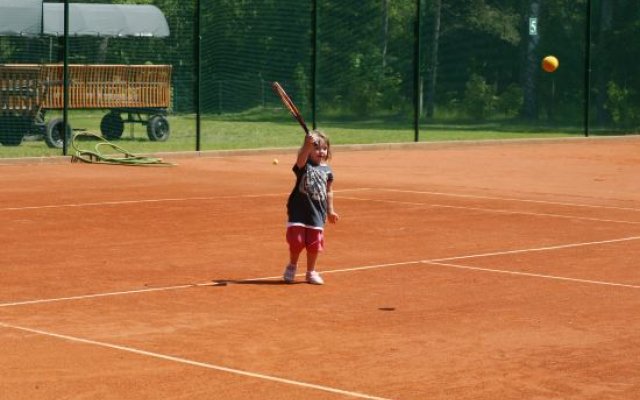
<box><xmin>306</xmin><ymin>271</ymin><xmax>324</xmax><ymax>285</ymax></box>
<box><xmin>283</xmin><ymin>264</ymin><xmax>297</xmax><ymax>284</ymax></box>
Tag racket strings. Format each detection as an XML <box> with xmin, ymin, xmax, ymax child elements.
<box><xmin>272</xmin><ymin>82</ymin><xmax>309</xmax><ymax>135</ymax></box>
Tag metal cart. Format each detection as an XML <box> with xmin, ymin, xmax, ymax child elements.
<box><xmin>0</xmin><ymin>64</ymin><xmax>172</xmax><ymax>148</ymax></box>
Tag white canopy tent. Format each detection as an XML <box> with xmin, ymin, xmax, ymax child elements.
<box><xmin>43</xmin><ymin>3</ymin><xmax>170</xmax><ymax>37</ymax></box>
<box><xmin>0</xmin><ymin>1</ymin><xmax>169</xmax><ymax>38</ymax></box>
<box><xmin>0</xmin><ymin>0</ymin><xmax>43</xmax><ymax>36</ymax></box>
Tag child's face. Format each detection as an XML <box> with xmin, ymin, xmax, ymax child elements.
<box><xmin>309</xmin><ymin>137</ymin><xmax>328</xmax><ymax>164</ymax></box>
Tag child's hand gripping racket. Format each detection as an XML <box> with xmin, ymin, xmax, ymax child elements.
<box><xmin>272</xmin><ymin>82</ymin><xmax>310</xmax><ymax>136</ymax></box>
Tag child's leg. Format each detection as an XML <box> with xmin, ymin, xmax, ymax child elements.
<box><xmin>286</xmin><ymin>226</ymin><xmax>326</xmax><ymax>284</ymax></box>
<box><xmin>283</xmin><ymin>249</ymin><xmax>301</xmax><ymax>284</ymax></box>
<box><xmin>286</xmin><ymin>226</ymin><xmax>306</xmax><ymax>267</ymax></box>
<box><xmin>305</xmin><ymin>251</ymin><xmax>324</xmax><ymax>285</ymax></box>
<box><xmin>304</xmin><ymin>229</ymin><xmax>325</xmax><ymax>284</ymax></box>
<box><xmin>305</xmin><ymin>251</ymin><xmax>318</xmax><ymax>272</ymax></box>
<box><xmin>284</xmin><ymin>226</ymin><xmax>305</xmax><ymax>283</ymax></box>
<box><xmin>289</xmin><ymin>248</ymin><xmax>302</xmax><ymax>266</ymax></box>
<box><xmin>305</xmin><ymin>229</ymin><xmax>324</xmax><ymax>272</ymax></box>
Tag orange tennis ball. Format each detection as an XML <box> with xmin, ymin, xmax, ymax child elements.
<box><xmin>542</xmin><ymin>55</ymin><xmax>559</xmax><ymax>73</ymax></box>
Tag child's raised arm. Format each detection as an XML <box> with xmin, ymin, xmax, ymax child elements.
<box><xmin>295</xmin><ymin>134</ymin><xmax>316</xmax><ymax>168</ymax></box>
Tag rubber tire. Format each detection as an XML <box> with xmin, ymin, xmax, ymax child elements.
<box><xmin>146</xmin><ymin>115</ymin><xmax>170</xmax><ymax>142</ymax></box>
<box><xmin>100</xmin><ymin>112</ymin><xmax>124</xmax><ymax>140</ymax></box>
<box><xmin>44</xmin><ymin>118</ymin><xmax>72</xmax><ymax>149</ymax></box>
<box><xmin>0</xmin><ymin>117</ymin><xmax>28</xmax><ymax>146</ymax></box>
<box><xmin>0</xmin><ymin>132</ymin><xmax>24</xmax><ymax>146</ymax></box>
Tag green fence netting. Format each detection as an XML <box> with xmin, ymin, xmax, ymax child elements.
<box><xmin>0</xmin><ymin>0</ymin><xmax>638</xmax><ymax>158</ymax></box>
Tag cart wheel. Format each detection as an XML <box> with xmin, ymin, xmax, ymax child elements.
<box><xmin>100</xmin><ymin>112</ymin><xmax>124</xmax><ymax>140</ymax></box>
<box><xmin>0</xmin><ymin>132</ymin><xmax>24</xmax><ymax>146</ymax></box>
<box><xmin>147</xmin><ymin>115</ymin><xmax>170</xmax><ymax>142</ymax></box>
<box><xmin>44</xmin><ymin>118</ymin><xmax>72</xmax><ymax>149</ymax></box>
<box><xmin>0</xmin><ymin>117</ymin><xmax>29</xmax><ymax>146</ymax></box>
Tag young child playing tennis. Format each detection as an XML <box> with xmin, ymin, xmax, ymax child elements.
<box><xmin>283</xmin><ymin>130</ymin><xmax>339</xmax><ymax>285</ymax></box>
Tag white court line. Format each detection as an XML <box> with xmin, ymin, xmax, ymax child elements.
<box><xmin>0</xmin><ymin>284</ymin><xmax>203</xmax><ymax>308</ymax></box>
<box><xmin>0</xmin><ymin>322</ymin><xmax>390</xmax><ymax>400</ymax></box>
<box><xmin>1</xmin><ymin>239</ymin><xmax>638</xmax><ymax>397</ymax></box>
<box><xmin>339</xmin><ymin>195</ymin><xmax>640</xmax><ymax>225</ymax></box>
<box><xmin>5</xmin><ymin>186</ymin><xmax>636</xmax><ymax>214</ymax></box>
<box><xmin>2</xmin><ymin>236</ymin><xmax>639</xmax><ymax>309</ymax></box>
<box><xmin>377</xmin><ymin>188</ymin><xmax>640</xmax><ymax>213</ymax></box>
<box><xmin>0</xmin><ymin>188</ymin><xmax>372</xmax><ymax>212</ymax></box>
<box><xmin>427</xmin><ymin>235</ymin><xmax>640</xmax><ymax>262</ymax></box>
<box><xmin>423</xmin><ymin>261</ymin><xmax>640</xmax><ymax>289</ymax></box>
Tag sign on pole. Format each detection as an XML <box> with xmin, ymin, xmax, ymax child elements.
<box><xmin>529</xmin><ymin>17</ymin><xmax>538</xmax><ymax>36</ymax></box>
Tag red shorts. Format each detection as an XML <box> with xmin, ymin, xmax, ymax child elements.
<box><xmin>286</xmin><ymin>226</ymin><xmax>325</xmax><ymax>253</ymax></box>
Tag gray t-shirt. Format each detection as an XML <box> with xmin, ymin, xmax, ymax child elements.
<box><xmin>287</xmin><ymin>161</ymin><xmax>334</xmax><ymax>230</ymax></box>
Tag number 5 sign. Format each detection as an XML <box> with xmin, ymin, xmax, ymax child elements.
<box><xmin>529</xmin><ymin>17</ymin><xmax>538</xmax><ymax>36</ymax></box>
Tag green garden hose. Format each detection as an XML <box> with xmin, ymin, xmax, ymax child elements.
<box><xmin>71</xmin><ymin>132</ymin><xmax>173</xmax><ymax>166</ymax></box>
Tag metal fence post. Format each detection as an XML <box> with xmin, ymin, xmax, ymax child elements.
<box><xmin>63</xmin><ymin>0</ymin><xmax>69</xmax><ymax>155</ymax></box>
<box><xmin>311</xmin><ymin>0</ymin><xmax>318</xmax><ymax>130</ymax></box>
<box><xmin>195</xmin><ymin>0</ymin><xmax>202</xmax><ymax>150</ymax></box>
<box><xmin>584</xmin><ymin>0</ymin><xmax>592</xmax><ymax>137</ymax></box>
<box><xmin>413</xmin><ymin>0</ymin><xmax>422</xmax><ymax>142</ymax></box>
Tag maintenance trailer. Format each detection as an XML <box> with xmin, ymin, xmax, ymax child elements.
<box><xmin>0</xmin><ymin>63</ymin><xmax>172</xmax><ymax>148</ymax></box>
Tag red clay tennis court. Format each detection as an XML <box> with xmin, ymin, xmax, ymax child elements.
<box><xmin>1</xmin><ymin>136</ymin><xmax>639</xmax><ymax>399</ymax></box>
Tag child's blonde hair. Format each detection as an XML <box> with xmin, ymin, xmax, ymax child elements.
<box><xmin>311</xmin><ymin>130</ymin><xmax>332</xmax><ymax>160</ymax></box>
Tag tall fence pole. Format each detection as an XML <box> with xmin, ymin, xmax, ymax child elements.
<box><xmin>311</xmin><ymin>0</ymin><xmax>318</xmax><ymax>130</ymax></box>
<box><xmin>62</xmin><ymin>0</ymin><xmax>69</xmax><ymax>155</ymax></box>
<box><xmin>195</xmin><ymin>0</ymin><xmax>202</xmax><ymax>150</ymax></box>
<box><xmin>584</xmin><ymin>0</ymin><xmax>592</xmax><ymax>137</ymax></box>
<box><xmin>413</xmin><ymin>0</ymin><xmax>422</xmax><ymax>142</ymax></box>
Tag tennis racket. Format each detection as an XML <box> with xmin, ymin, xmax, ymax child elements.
<box><xmin>272</xmin><ymin>81</ymin><xmax>310</xmax><ymax>135</ymax></box>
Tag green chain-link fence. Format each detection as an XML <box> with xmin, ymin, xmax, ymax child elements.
<box><xmin>0</xmin><ymin>0</ymin><xmax>636</xmax><ymax>158</ymax></box>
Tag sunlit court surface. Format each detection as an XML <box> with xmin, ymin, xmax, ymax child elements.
<box><xmin>2</xmin><ymin>136</ymin><xmax>640</xmax><ymax>400</ymax></box>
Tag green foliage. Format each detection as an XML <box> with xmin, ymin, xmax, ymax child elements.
<box><xmin>463</xmin><ymin>74</ymin><xmax>497</xmax><ymax>120</ymax></box>
<box><xmin>344</xmin><ymin>53</ymin><xmax>384</xmax><ymax>116</ymax></box>
<box><xmin>606</xmin><ymin>81</ymin><xmax>639</xmax><ymax>126</ymax></box>
<box><xmin>0</xmin><ymin>38</ymin><xmax>15</xmax><ymax>60</ymax></box>
<box><xmin>293</xmin><ymin>64</ymin><xmax>309</xmax><ymax>112</ymax></box>
<box><xmin>1</xmin><ymin>0</ymin><xmax>639</xmax><ymax>133</ymax></box>
<box><xmin>0</xmin><ymin>110</ymin><xmax>577</xmax><ymax>158</ymax></box>
<box><xmin>496</xmin><ymin>84</ymin><xmax>523</xmax><ymax>117</ymax></box>
<box><xmin>466</xmin><ymin>3</ymin><xmax>520</xmax><ymax>45</ymax></box>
